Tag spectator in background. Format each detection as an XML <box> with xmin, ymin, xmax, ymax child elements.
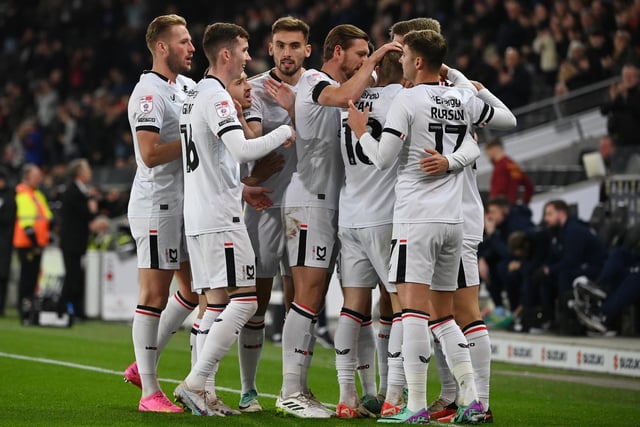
<box><xmin>0</xmin><ymin>167</ymin><xmax>16</xmax><ymax>316</ymax></box>
<box><xmin>606</xmin><ymin>30</ymin><xmax>638</xmax><ymax>77</ymax></box>
<box><xmin>532</xmin><ymin>23</ymin><xmax>559</xmax><ymax>87</ymax></box>
<box><xmin>538</xmin><ymin>199</ymin><xmax>607</xmax><ymax>326</ymax></box>
<box><xmin>454</xmin><ymin>45</ymin><xmax>497</xmax><ymax>92</ymax></box>
<box><xmin>0</xmin><ymin>0</ymin><xmax>639</xmax><ymax>176</ymax></box>
<box><xmin>58</xmin><ymin>159</ymin><xmax>108</xmax><ymax>320</ymax></box>
<box><xmin>17</xmin><ymin>117</ymin><xmax>44</xmax><ymax>167</ymax></box>
<box><xmin>601</xmin><ymin>64</ymin><xmax>640</xmax><ymax>172</ymax></box>
<box><xmin>572</xmin><ymin>224</ymin><xmax>640</xmax><ymax>334</ymax></box>
<box><xmin>584</xmin><ymin>26</ymin><xmax>611</xmax><ymax>77</ymax></box>
<box><xmin>13</xmin><ymin>164</ymin><xmax>52</xmax><ymax>324</ymax></box>
<box><xmin>479</xmin><ymin>196</ymin><xmax>534</xmax><ymax>321</ymax></box>
<box><xmin>486</xmin><ymin>137</ymin><xmax>535</xmax><ymax>205</ymax></box>
<box><xmin>557</xmin><ymin>40</ymin><xmax>603</xmax><ymax>93</ymax></box>
<box><xmin>495</xmin><ymin>0</ymin><xmax>530</xmax><ymax>55</ymax></box>
<box><xmin>491</xmin><ymin>46</ymin><xmax>532</xmax><ymax>110</ymax></box>
<box><xmin>500</xmin><ymin>228</ymin><xmax>552</xmax><ymax>331</ymax></box>
<box><xmin>598</xmin><ymin>134</ymin><xmax>629</xmax><ymax>174</ymax></box>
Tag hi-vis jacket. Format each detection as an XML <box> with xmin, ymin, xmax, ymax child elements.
<box><xmin>13</xmin><ymin>183</ymin><xmax>52</xmax><ymax>248</ymax></box>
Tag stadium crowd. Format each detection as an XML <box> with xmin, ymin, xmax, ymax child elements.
<box><xmin>1</xmin><ymin>0</ymin><xmax>639</xmax><ymax>176</ymax></box>
<box><xmin>0</xmin><ymin>1</ymin><xmax>639</xmax><ymax>422</ymax></box>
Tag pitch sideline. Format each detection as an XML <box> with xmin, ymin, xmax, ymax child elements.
<box><xmin>1</xmin><ymin>350</ymin><xmax>639</xmax><ymax>396</ymax></box>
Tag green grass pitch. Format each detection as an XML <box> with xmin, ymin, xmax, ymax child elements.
<box><xmin>0</xmin><ymin>312</ymin><xmax>638</xmax><ymax>426</ymax></box>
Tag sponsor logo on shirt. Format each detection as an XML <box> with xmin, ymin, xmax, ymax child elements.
<box><xmin>218</xmin><ymin>117</ymin><xmax>235</xmax><ymax>127</ymax></box>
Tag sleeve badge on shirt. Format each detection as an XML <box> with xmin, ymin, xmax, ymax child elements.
<box><xmin>139</xmin><ymin>96</ymin><xmax>153</xmax><ymax>113</ymax></box>
<box><xmin>307</xmin><ymin>72</ymin><xmax>322</xmax><ymax>86</ymax></box>
<box><xmin>215</xmin><ymin>100</ymin><xmax>231</xmax><ymax>118</ymax></box>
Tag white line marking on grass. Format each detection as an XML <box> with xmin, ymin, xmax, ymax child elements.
<box><xmin>0</xmin><ymin>351</ymin><xmax>336</xmax><ymax>407</ymax></box>
<box><xmin>493</xmin><ymin>368</ymin><xmax>640</xmax><ymax>391</ymax></box>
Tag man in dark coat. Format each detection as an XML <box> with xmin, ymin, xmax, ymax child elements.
<box><xmin>58</xmin><ymin>159</ymin><xmax>98</xmax><ymax>319</ymax></box>
<box><xmin>539</xmin><ymin>199</ymin><xmax>608</xmax><ymax>327</ymax></box>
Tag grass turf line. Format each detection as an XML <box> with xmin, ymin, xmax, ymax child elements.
<box><xmin>0</xmin><ymin>311</ymin><xmax>638</xmax><ymax>426</ymax></box>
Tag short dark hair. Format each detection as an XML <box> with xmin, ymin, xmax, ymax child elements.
<box><xmin>378</xmin><ymin>51</ymin><xmax>403</xmax><ymax>84</ymax></box>
<box><xmin>486</xmin><ymin>137</ymin><xmax>504</xmax><ymax>150</ymax></box>
<box><xmin>202</xmin><ymin>23</ymin><xmax>249</xmax><ymax>65</ymax></box>
<box><xmin>403</xmin><ymin>29</ymin><xmax>447</xmax><ymax>72</ymax></box>
<box><xmin>545</xmin><ymin>199</ymin><xmax>569</xmax><ymax>214</ymax></box>
<box><xmin>487</xmin><ymin>195</ymin><xmax>511</xmax><ymax>210</ymax></box>
<box><xmin>272</xmin><ymin>16</ymin><xmax>310</xmax><ymax>42</ymax></box>
<box><xmin>323</xmin><ymin>24</ymin><xmax>368</xmax><ymax>62</ymax></box>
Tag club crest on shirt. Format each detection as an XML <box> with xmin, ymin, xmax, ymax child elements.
<box><xmin>215</xmin><ymin>100</ymin><xmax>231</xmax><ymax>117</ymax></box>
<box><xmin>139</xmin><ymin>95</ymin><xmax>153</xmax><ymax>113</ymax></box>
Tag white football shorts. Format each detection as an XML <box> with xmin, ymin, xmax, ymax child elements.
<box><xmin>187</xmin><ymin>228</ymin><xmax>256</xmax><ymax>291</ymax></box>
<box><xmin>388</xmin><ymin>222</ymin><xmax>462</xmax><ymax>291</ymax></box>
<box><xmin>457</xmin><ymin>239</ymin><xmax>481</xmax><ymax>288</ymax></box>
<box><xmin>283</xmin><ymin>206</ymin><xmax>337</xmax><ymax>269</ymax></box>
<box><xmin>245</xmin><ymin>206</ymin><xmax>289</xmax><ymax>278</ymax></box>
<box><xmin>338</xmin><ymin>224</ymin><xmax>396</xmax><ymax>293</ymax></box>
<box><xmin>129</xmin><ymin>215</ymin><xmax>187</xmax><ymax>270</ymax></box>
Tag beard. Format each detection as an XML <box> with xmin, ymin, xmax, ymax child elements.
<box><xmin>277</xmin><ymin>61</ymin><xmax>300</xmax><ymax>77</ymax></box>
<box><xmin>167</xmin><ymin>49</ymin><xmax>190</xmax><ymax>75</ymax></box>
<box><xmin>342</xmin><ymin>62</ymin><xmax>360</xmax><ymax>80</ymax></box>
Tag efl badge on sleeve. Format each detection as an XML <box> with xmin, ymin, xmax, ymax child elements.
<box><xmin>215</xmin><ymin>100</ymin><xmax>231</xmax><ymax>118</ymax></box>
<box><xmin>139</xmin><ymin>96</ymin><xmax>153</xmax><ymax>113</ymax></box>
<box><xmin>307</xmin><ymin>72</ymin><xmax>323</xmax><ymax>86</ymax></box>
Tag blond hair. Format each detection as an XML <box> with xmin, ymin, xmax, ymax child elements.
<box><xmin>390</xmin><ymin>17</ymin><xmax>441</xmax><ymax>38</ymax></box>
<box><xmin>145</xmin><ymin>14</ymin><xmax>187</xmax><ymax>53</ymax></box>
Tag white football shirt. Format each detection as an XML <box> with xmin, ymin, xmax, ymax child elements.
<box><xmin>127</xmin><ymin>71</ymin><xmax>196</xmax><ymax>218</ymax></box>
<box><xmin>245</xmin><ymin>70</ymin><xmax>298</xmax><ymax>208</ymax></box>
<box><xmin>284</xmin><ymin>69</ymin><xmax>344</xmax><ymax>209</ymax></box>
<box><xmin>181</xmin><ymin>75</ymin><xmax>292</xmax><ymax>235</ymax></box>
<box><xmin>383</xmin><ymin>83</ymin><xmax>492</xmax><ymax>224</ymax></box>
<box><xmin>462</xmin><ymin>163</ymin><xmax>484</xmax><ymax>241</ymax></box>
<box><xmin>339</xmin><ymin>84</ymin><xmax>403</xmax><ymax>227</ymax></box>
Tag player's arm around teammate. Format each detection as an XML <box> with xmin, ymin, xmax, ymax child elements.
<box><xmin>174</xmin><ymin>22</ymin><xmax>295</xmax><ymax>417</ymax></box>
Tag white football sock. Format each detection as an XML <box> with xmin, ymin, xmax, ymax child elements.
<box><xmin>376</xmin><ymin>316</ymin><xmax>392</xmax><ymax>397</ymax></box>
<box><xmin>335</xmin><ymin>308</ymin><xmax>364</xmax><ymax>407</ymax></box>
<box><xmin>190</xmin><ymin>318</ymin><xmax>201</xmax><ymax>368</ymax></box>
<box><xmin>197</xmin><ymin>304</ymin><xmax>225</xmax><ymax>360</ymax></box>
<box><xmin>432</xmin><ymin>334</ymin><xmax>457</xmax><ymax>404</ymax></box>
<box><xmin>186</xmin><ymin>293</ymin><xmax>257</xmax><ymax>390</ymax></box>
<box><xmin>401</xmin><ymin>310</ymin><xmax>430</xmax><ymax>412</ymax></box>
<box><xmin>132</xmin><ymin>305</ymin><xmax>162</xmax><ymax>398</ymax></box>
<box><xmin>464</xmin><ymin>321</ymin><xmax>491</xmax><ymax>409</ymax></box>
<box><xmin>385</xmin><ymin>312</ymin><xmax>405</xmax><ymax>406</ymax></box>
<box><xmin>156</xmin><ymin>291</ymin><xmax>197</xmax><ymax>362</ymax></box>
<box><xmin>281</xmin><ymin>303</ymin><xmax>316</xmax><ymax>397</ymax></box>
<box><xmin>430</xmin><ymin>316</ymin><xmax>477</xmax><ymax>407</ymax></box>
<box><xmin>357</xmin><ymin>315</ymin><xmax>377</xmax><ymax>397</ymax></box>
<box><xmin>238</xmin><ymin>315</ymin><xmax>265</xmax><ymax>394</ymax></box>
